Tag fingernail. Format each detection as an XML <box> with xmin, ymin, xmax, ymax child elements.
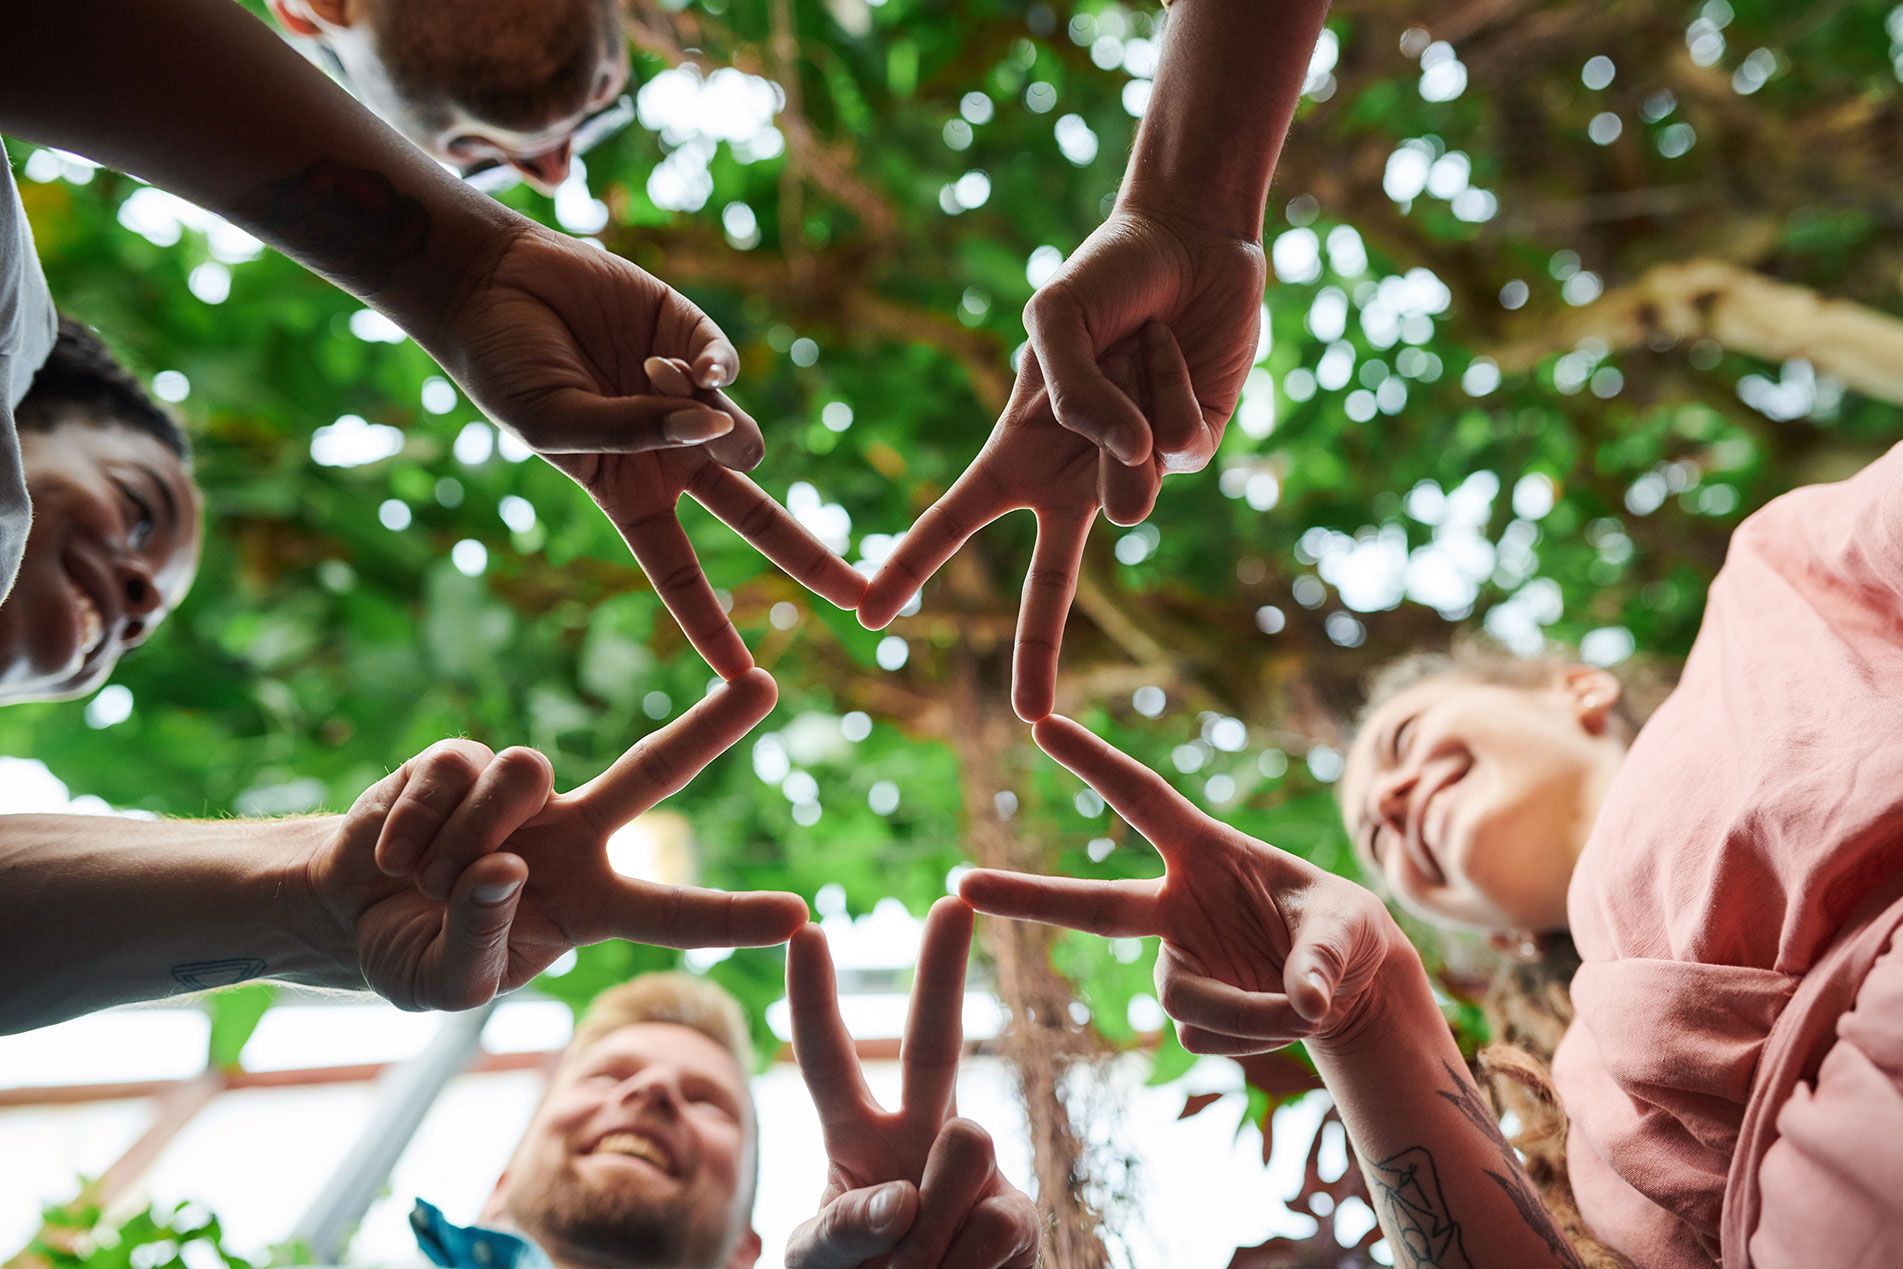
<box><xmin>870</xmin><ymin>1182</ymin><xmax>906</xmax><ymax>1232</ymax></box>
<box><xmin>1111</xmin><ymin>425</ymin><xmax>1147</xmax><ymax>466</ymax></box>
<box><xmin>1305</xmin><ymin>970</ymin><xmax>1332</xmax><ymax>1002</ymax></box>
<box><xmin>1143</xmin><ymin>322</ymin><xmax>1169</xmax><ymax>347</ymax></box>
<box><xmin>382</xmin><ymin>837</ymin><xmax>419</xmax><ymax>874</ymax></box>
<box><xmin>474</xmin><ymin>877</ymin><xmax>523</xmax><ymax>905</ymax></box>
<box><xmin>422</xmin><ymin>859</ymin><xmax>459</xmax><ymax>899</ymax></box>
<box><xmin>665</xmin><ymin>408</ymin><xmax>734</xmax><ymax>443</ymax></box>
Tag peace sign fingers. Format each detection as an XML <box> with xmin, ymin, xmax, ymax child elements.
<box><xmin>899</xmin><ymin>897</ymin><xmax>975</xmax><ymax>1126</ymax></box>
<box><xmin>787</xmin><ymin>921</ymin><xmax>879</xmax><ymax>1147</ymax></box>
<box><xmin>1030</xmin><ymin>714</ymin><xmax>1211</xmax><ymax>858</ymax></box>
<box><xmin>563</xmin><ymin>668</ymin><xmax>778</xmax><ymax>836</ymax></box>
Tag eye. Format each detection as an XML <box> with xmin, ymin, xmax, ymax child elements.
<box><xmin>117</xmin><ymin>481</ymin><xmax>155</xmax><ymax>551</ymax></box>
<box><xmin>446</xmin><ymin>135</ymin><xmax>492</xmax><ymax>158</ymax></box>
<box><xmin>1392</xmin><ymin>715</ymin><xmax>1419</xmax><ymax>762</ymax></box>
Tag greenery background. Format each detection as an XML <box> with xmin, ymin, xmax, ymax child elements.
<box><xmin>6</xmin><ymin>0</ymin><xmax>1901</xmax><ymax>1261</ymax></box>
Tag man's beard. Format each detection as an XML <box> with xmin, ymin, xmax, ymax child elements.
<box><xmin>511</xmin><ymin>1163</ymin><xmax>690</xmax><ymax>1267</ymax></box>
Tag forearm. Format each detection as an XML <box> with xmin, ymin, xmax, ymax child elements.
<box><xmin>0</xmin><ymin>0</ymin><xmax>515</xmax><ymax>339</ymax></box>
<box><xmin>1312</xmin><ymin>952</ymin><xmax>1584</xmax><ymax>1269</ymax></box>
<box><xmin>1120</xmin><ymin>0</ymin><xmax>1331</xmax><ymax>238</ymax></box>
<box><xmin>0</xmin><ymin>813</ymin><xmax>352</xmax><ymax>1035</ymax></box>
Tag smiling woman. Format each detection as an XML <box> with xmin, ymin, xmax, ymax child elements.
<box><xmin>0</xmin><ymin>315</ymin><xmax>200</xmax><ymax>705</ymax></box>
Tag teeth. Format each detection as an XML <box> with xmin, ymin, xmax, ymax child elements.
<box><xmin>594</xmin><ymin>1131</ymin><xmax>669</xmax><ymax>1171</ymax></box>
<box><xmin>72</xmin><ymin>588</ymin><xmax>103</xmax><ymax>654</ymax></box>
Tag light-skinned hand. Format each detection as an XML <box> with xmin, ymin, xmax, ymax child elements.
<box><xmin>860</xmin><ymin>328</ymin><xmax>1197</xmax><ymax>723</ymax></box>
<box><xmin>960</xmin><ymin>716</ymin><xmax>1408</xmax><ymax>1059</ymax></box>
<box><xmin>784</xmin><ymin>897</ymin><xmax>1039</xmax><ymax>1269</ymax></box>
<box><xmin>301</xmin><ymin>668</ymin><xmax>809</xmax><ymax>1012</ymax></box>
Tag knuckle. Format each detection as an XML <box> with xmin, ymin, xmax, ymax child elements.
<box><xmin>493</xmin><ymin>746</ymin><xmax>554</xmax><ymax>793</ymax></box>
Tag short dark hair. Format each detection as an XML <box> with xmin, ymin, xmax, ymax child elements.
<box><xmin>15</xmin><ymin>314</ymin><xmax>189</xmax><ymax>461</ymax></box>
<box><xmin>363</xmin><ymin>0</ymin><xmax>619</xmax><ymax>131</ymax></box>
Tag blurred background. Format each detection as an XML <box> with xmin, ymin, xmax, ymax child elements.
<box><xmin>3</xmin><ymin>0</ymin><xmax>1900</xmax><ymax>1264</ymax></box>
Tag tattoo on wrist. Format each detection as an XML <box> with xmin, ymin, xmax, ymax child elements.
<box><xmin>1435</xmin><ymin>1060</ymin><xmax>1585</xmax><ymax>1269</ymax></box>
<box><xmin>1371</xmin><ymin>1145</ymin><xmax>1471</xmax><ymax>1268</ymax></box>
<box><xmin>231</xmin><ymin>160</ymin><xmax>429</xmax><ymax>294</ymax></box>
<box><xmin>171</xmin><ymin>958</ymin><xmax>267</xmax><ymax>992</ymax></box>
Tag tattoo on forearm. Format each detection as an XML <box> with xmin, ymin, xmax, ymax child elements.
<box><xmin>1371</xmin><ymin>1146</ymin><xmax>1471</xmax><ymax>1268</ymax></box>
<box><xmin>171</xmin><ymin>958</ymin><xmax>266</xmax><ymax>992</ymax></box>
<box><xmin>231</xmin><ymin>160</ymin><xmax>429</xmax><ymax>294</ymax></box>
<box><xmin>1435</xmin><ymin>1059</ymin><xmax>1585</xmax><ymax>1269</ymax></box>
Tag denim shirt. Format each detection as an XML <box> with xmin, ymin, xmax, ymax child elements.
<box><xmin>409</xmin><ymin>1200</ymin><xmax>553</xmax><ymax>1269</ymax></box>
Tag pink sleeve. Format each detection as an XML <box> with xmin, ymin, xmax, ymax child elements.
<box><xmin>1749</xmin><ymin>928</ymin><xmax>1903</xmax><ymax>1268</ymax></box>
<box><xmin>1732</xmin><ymin>441</ymin><xmax>1903</xmax><ymax>611</ymax></box>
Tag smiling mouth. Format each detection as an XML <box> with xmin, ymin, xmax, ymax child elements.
<box><xmin>588</xmin><ymin>1130</ymin><xmax>677</xmax><ymax>1176</ymax></box>
<box><xmin>70</xmin><ymin>584</ymin><xmax>105</xmax><ymax>659</ymax></box>
<box><xmin>1410</xmin><ymin>762</ymin><xmax>1471</xmax><ymax>886</ymax></box>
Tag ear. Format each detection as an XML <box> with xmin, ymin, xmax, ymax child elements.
<box><xmin>723</xmin><ymin>1226</ymin><xmax>762</xmax><ymax>1268</ymax></box>
<box><xmin>1560</xmin><ymin>665</ymin><xmax>1622</xmax><ymax>735</ymax></box>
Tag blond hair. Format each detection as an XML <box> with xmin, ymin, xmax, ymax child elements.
<box><xmin>566</xmin><ymin>972</ymin><xmax>755</xmax><ymax>1075</ymax></box>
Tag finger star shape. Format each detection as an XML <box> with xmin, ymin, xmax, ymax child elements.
<box><xmin>860</xmin><ymin>327</ymin><xmax>1200</xmax><ymax>723</ymax></box>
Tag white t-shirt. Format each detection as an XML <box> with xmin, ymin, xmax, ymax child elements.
<box><xmin>0</xmin><ymin>143</ymin><xmax>60</xmax><ymax>606</ymax></box>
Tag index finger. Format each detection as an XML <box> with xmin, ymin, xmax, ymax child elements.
<box><xmin>598</xmin><ymin>876</ymin><xmax>808</xmax><ymax>948</ymax></box>
<box><xmin>687</xmin><ymin>465</ymin><xmax>867</xmax><ymax>611</ymax></box>
<box><xmin>899</xmin><ymin>897</ymin><xmax>974</xmax><ymax>1124</ymax></box>
<box><xmin>566</xmin><ymin>668</ymin><xmax>778</xmax><ymax>832</ymax></box>
<box><xmin>1030</xmin><ymin>715</ymin><xmax>1207</xmax><ymax>852</ymax></box>
<box><xmin>613</xmin><ymin>496</ymin><xmax>755</xmax><ymax>679</ymax></box>
<box><xmin>1011</xmin><ymin>508</ymin><xmax>1093</xmax><ymax>723</ymax></box>
<box><xmin>787</xmin><ymin>922</ymin><xmax>879</xmax><ymax>1137</ymax></box>
<box><xmin>860</xmin><ymin>460</ymin><xmax>1012</xmax><ymax>629</ymax></box>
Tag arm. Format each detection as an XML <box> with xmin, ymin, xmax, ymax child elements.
<box><xmin>1312</xmin><ymin>957</ymin><xmax>1586</xmax><ymax>1269</ymax></box>
<box><xmin>1023</xmin><ymin>0</ymin><xmax>1328</xmax><ymax>473</ymax></box>
<box><xmin>0</xmin><ymin>811</ymin><xmax>342</xmax><ymax>1034</ymax></box>
<box><xmin>961</xmin><ymin>717</ymin><xmax>1582</xmax><ymax>1269</ymax></box>
<box><xmin>0</xmin><ymin>671</ymin><xmax>808</xmax><ymax>1035</ymax></box>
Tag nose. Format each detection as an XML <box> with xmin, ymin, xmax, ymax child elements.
<box><xmin>117</xmin><ymin>560</ymin><xmax>163</xmax><ymax>646</ymax></box>
<box><xmin>616</xmin><ymin>1065</ymin><xmax>683</xmax><ymax>1115</ymax></box>
<box><xmin>512</xmin><ymin>142</ymin><xmax>573</xmax><ymax>193</ymax></box>
<box><xmin>1370</xmin><ymin>764</ymin><xmax>1419</xmax><ymax>840</ymax></box>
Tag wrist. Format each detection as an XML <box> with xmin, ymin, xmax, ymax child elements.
<box><xmin>248</xmin><ymin>815</ymin><xmax>363</xmax><ymax>992</ymax></box>
<box><xmin>1310</xmin><ymin>922</ymin><xmax>1435</xmax><ymax>1061</ymax></box>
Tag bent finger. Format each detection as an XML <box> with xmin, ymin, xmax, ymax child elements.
<box><xmin>1157</xmin><ymin>958</ymin><xmax>1306</xmax><ymax>1041</ymax></box>
<box><xmin>374</xmin><ymin>739</ymin><xmax>494</xmax><ymax>877</ymax></box>
<box><xmin>413</xmin><ymin>747</ymin><xmax>554</xmax><ymax>901</ymax></box>
<box><xmin>421</xmin><ymin>852</ymin><xmax>528</xmax><ymax>1012</ymax></box>
<box><xmin>958</xmin><ymin>870</ymin><xmax>1161</xmax><ymax>939</ymax></box>
<box><xmin>1141</xmin><ymin>323</ymin><xmax>1216</xmax><ymax>474</ymax></box>
<box><xmin>1025</xmin><ymin>292</ymin><xmax>1151</xmax><ymax>466</ymax></box>
<box><xmin>1176</xmin><ymin>1022</ymin><xmax>1293</xmax><ymax>1057</ymax></box>
<box><xmin>1011</xmin><ymin>508</ymin><xmax>1093</xmax><ymax>723</ymax></box>
<box><xmin>689</xmin><ymin>466</ymin><xmax>866</xmax><ymax>610</ymax></box>
<box><xmin>890</xmin><ymin>1119</ymin><xmax>998</xmax><ymax>1269</ymax></box>
<box><xmin>943</xmin><ymin>1192</ymin><xmax>1041</xmax><ymax>1269</ymax></box>
<box><xmin>785</xmin><ymin>1183</ymin><xmax>919</xmax><ymax>1269</ymax></box>
<box><xmin>567</xmin><ymin>668</ymin><xmax>778</xmax><ymax>831</ymax></box>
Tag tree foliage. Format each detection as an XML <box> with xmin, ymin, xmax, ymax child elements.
<box><xmin>5</xmin><ymin>0</ymin><xmax>1900</xmax><ymax>1258</ymax></box>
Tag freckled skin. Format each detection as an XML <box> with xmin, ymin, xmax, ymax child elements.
<box><xmin>0</xmin><ymin>424</ymin><xmax>200</xmax><ymax>704</ymax></box>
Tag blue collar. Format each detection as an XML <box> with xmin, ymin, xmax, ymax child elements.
<box><xmin>409</xmin><ymin>1200</ymin><xmax>554</xmax><ymax>1269</ymax></box>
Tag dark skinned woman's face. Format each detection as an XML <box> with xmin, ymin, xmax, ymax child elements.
<box><xmin>0</xmin><ymin>423</ymin><xmax>200</xmax><ymax>704</ymax></box>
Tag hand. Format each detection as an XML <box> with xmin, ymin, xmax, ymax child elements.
<box><xmin>960</xmin><ymin>716</ymin><xmax>1406</xmax><ymax>1059</ymax></box>
<box><xmin>303</xmin><ymin>668</ymin><xmax>809</xmax><ymax>1011</ymax></box>
<box><xmin>547</xmin><ymin>354</ymin><xmax>867</xmax><ymax>678</ymax></box>
<box><xmin>1023</xmin><ymin>205</ymin><xmax>1265</xmax><ymax>476</ymax></box>
<box><xmin>860</xmin><ymin>329</ymin><xmax>1195</xmax><ymax>723</ymax></box>
<box><xmin>784</xmin><ymin>898</ymin><xmax>1038</xmax><ymax>1269</ymax></box>
<box><xmin>433</xmin><ymin>221</ymin><xmax>763</xmax><ymax>470</ymax></box>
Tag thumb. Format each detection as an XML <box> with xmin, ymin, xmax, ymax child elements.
<box><xmin>426</xmin><ymin>853</ymin><xmax>528</xmax><ymax>1011</ymax></box>
<box><xmin>509</xmin><ymin>387</ymin><xmax>738</xmax><ymax>454</ymax></box>
<box><xmin>786</xmin><ymin>1182</ymin><xmax>919</xmax><ymax>1269</ymax></box>
<box><xmin>1282</xmin><ymin>929</ymin><xmax>1347</xmax><ymax>1024</ymax></box>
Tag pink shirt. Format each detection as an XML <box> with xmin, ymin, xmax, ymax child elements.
<box><xmin>1555</xmin><ymin>442</ymin><xmax>1903</xmax><ymax>1267</ymax></box>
